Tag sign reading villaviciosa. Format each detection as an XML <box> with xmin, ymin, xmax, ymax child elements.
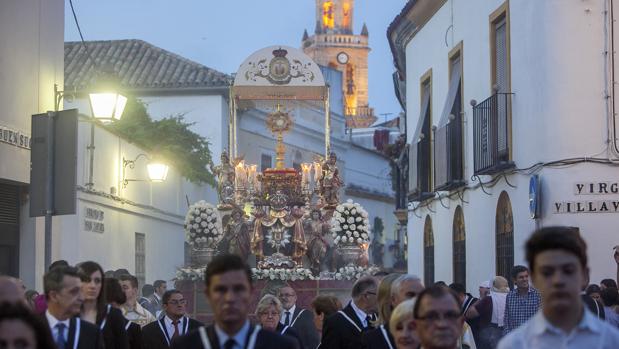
<box><xmin>554</xmin><ymin>181</ymin><xmax>619</xmax><ymax>214</ymax></box>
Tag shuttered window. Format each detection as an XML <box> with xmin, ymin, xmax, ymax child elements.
<box><xmin>423</xmin><ymin>215</ymin><xmax>434</xmax><ymax>286</ymax></box>
<box><xmin>496</xmin><ymin>191</ymin><xmax>514</xmax><ymax>280</ymax></box>
<box><xmin>494</xmin><ymin>16</ymin><xmax>509</xmax><ymax>155</ymax></box>
<box><xmin>453</xmin><ymin>206</ymin><xmax>466</xmax><ymax>286</ymax></box>
<box><xmin>409</xmin><ymin>80</ymin><xmax>432</xmax><ymax>198</ymax></box>
<box><xmin>135</xmin><ymin>233</ymin><xmax>146</xmax><ymax>289</ymax></box>
<box><xmin>0</xmin><ymin>184</ymin><xmax>20</xmax><ymax>276</ymax></box>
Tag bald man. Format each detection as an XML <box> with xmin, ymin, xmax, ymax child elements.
<box><xmin>0</xmin><ymin>276</ymin><xmax>25</xmax><ymax>304</ymax></box>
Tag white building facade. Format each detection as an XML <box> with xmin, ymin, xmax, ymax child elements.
<box><xmin>389</xmin><ymin>0</ymin><xmax>619</xmax><ymax>290</ymax></box>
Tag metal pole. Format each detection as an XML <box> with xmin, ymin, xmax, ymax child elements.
<box><xmin>233</xmin><ymin>97</ymin><xmax>238</xmax><ymax>159</ymax></box>
<box><xmin>44</xmin><ymin>111</ymin><xmax>56</xmax><ymax>271</ymax></box>
<box><xmin>86</xmin><ymin>122</ymin><xmax>95</xmax><ymax>188</ymax></box>
<box><xmin>325</xmin><ymin>86</ymin><xmax>331</xmax><ymax>157</ymax></box>
<box><xmin>228</xmin><ymin>87</ymin><xmax>234</xmax><ymax>157</ymax></box>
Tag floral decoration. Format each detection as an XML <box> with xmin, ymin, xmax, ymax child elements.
<box><xmin>331</xmin><ymin>199</ymin><xmax>370</xmax><ymax>247</ymax></box>
<box><xmin>184</xmin><ymin>201</ymin><xmax>222</xmax><ymax>247</ymax></box>
<box><xmin>251</xmin><ymin>267</ymin><xmax>315</xmax><ymax>281</ymax></box>
<box><xmin>175</xmin><ymin>265</ymin><xmax>381</xmax><ymax>281</ymax></box>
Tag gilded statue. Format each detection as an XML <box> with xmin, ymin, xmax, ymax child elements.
<box><xmin>221</xmin><ymin>208</ymin><xmax>251</xmax><ymax>262</ymax></box>
<box><xmin>209</xmin><ymin>151</ymin><xmax>235</xmax><ymax>208</ymax></box>
<box><xmin>304</xmin><ymin>209</ymin><xmax>330</xmax><ymax>275</ymax></box>
<box><xmin>318</xmin><ymin>152</ymin><xmax>343</xmax><ymax>207</ymax></box>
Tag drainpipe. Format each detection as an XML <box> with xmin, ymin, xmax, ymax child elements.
<box><xmin>605</xmin><ymin>0</ymin><xmax>619</xmax><ymax>158</ymax></box>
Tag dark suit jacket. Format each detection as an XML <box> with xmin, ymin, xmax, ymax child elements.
<box><xmin>126</xmin><ymin>321</ymin><xmax>144</xmax><ymax>349</ymax></box>
<box><xmin>276</xmin><ymin>322</ymin><xmax>304</xmax><ymax>349</ymax></box>
<box><xmin>142</xmin><ymin>316</ymin><xmax>203</xmax><ymax>349</ymax></box>
<box><xmin>170</xmin><ymin>324</ymin><xmax>298</xmax><ymax>349</ymax></box>
<box><xmin>43</xmin><ymin>315</ymin><xmax>103</xmax><ymax>349</ymax></box>
<box><xmin>461</xmin><ymin>294</ymin><xmax>480</xmax><ymax>344</ymax></box>
<box><xmin>361</xmin><ymin>325</ymin><xmax>395</xmax><ymax>349</ymax></box>
<box><xmin>321</xmin><ymin>303</ymin><xmax>371</xmax><ymax>349</ymax></box>
<box><xmin>582</xmin><ymin>294</ymin><xmax>606</xmax><ymax>319</ymax></box>
<box><xmin>286</xmin><ymin>307</ymin><xmax>319</xmax><ymax>349</ymax></box>
<box><xmin>97</xmin><ymin>305</ymin><xmax>130</xmax><ymax>349</ymax></box>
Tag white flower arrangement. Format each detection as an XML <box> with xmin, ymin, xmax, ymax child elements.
<box><xmin>184</xmin><ymin>201</ymin><xmax>222</xmax><ymax>248</ymax></box>
<box><xmin>333</xmin><ymin>265</ymin><xmax>381</xmax><ymax>281</ymax></box>
<box><xmin>175</xmin><ymin>265</ymin><xmax>381</xmax><ymax>281</ymax></box>
<box><xmin>331</xmin><ymin>199</ymin><xmax>370</xmax><ymax>247</ymax></box>
<box><xmin>176</xmin><ymin>267</ymin><xmax>206</xmax><ymax>281</ymax></box>
<box><xmin>251</xmin><ymin>268</ymin><xmax>316</xmax><ymax>281</ymax></box>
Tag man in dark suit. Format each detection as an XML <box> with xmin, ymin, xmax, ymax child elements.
<box><xmin>43</xmin><ymin>266</ymin><xmax>102</xmax><ymax>349</ymax></box>
<box><xmin>449</xmin><ymin>282</ymin><xmax>480</xmax><ymax>344</ymax></box>
<box><xmin>171</xmin><ymin>254</ymin><xmax>297</xmax><ymax>349</ymax></box>
<box><xmin>278</xmin><ymin>284</ymin><xmax>319</xmax><ymax>349</ymax></box>
<box><xmin>142</xmin><ymin>290</ymin><xmax>202</xmax><ymax>348</ymax></box>
<box><xmin>362</xmin><ymin>274</ymin><xmax>424</xmax><ymax>349</ymax></box>
<box><xmin>321</xmin><ymin>277</ymin><xmax>378</xmax><ymax>349</ymax></box>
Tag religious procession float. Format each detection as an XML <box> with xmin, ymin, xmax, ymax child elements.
<box><xmin>175</xmin><ymin>46</ymin><xmax>380</xmax><ymax>320</ymax></box>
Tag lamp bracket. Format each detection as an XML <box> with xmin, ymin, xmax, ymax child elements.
<box><xmin>122</xmin><ymin>154</ymin><xmax>152</xmax><ymax>188</ymax></box>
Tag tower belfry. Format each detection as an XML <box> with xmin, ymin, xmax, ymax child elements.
<box><xmin>302</xmin><ymin>0</ymin><xmax>376</xmax><ymax>128</ymax></box>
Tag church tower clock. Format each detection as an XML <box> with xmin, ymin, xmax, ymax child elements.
<box><xmin>302</xmin><ymin>0</ymin><xmax>376</xmax><ymax>128</ymax></box>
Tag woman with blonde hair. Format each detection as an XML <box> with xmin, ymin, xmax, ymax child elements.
<box><xmin>255</xmin><ymin>294</ymin><xmax>304</xmax><ymax>348</ymax></box>
<box><xmin>389</xmin><ymin>299</ymin><xmax>419</xmax><ymax>349</ymax></box>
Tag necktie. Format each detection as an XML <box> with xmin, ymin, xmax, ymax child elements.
<box><xmin>172</xmin><ymin>320</ymin><xmax>180</xmax><ymax>339</ymax></box>
<box><xmin>55</xmin><ymin>323</ymin><xmax>67</xmax><ymax>349</ymax></box>
<box><xmin>284</xmin><ymin>311</ymin><xmax>291</xmax><ymax>326</ymax></box>
<box><xmin>224</xmin><ymin>338</ymin><xmax>236</xmax><ymax>349</ymax></box>
<box><xmin>365</xmin><ymin>315</ymin><xmax>373</xmax><ymax>329</ymax></box>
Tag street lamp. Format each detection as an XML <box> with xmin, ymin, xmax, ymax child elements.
<box><xmin>87</xmin><ymin>69</ymin><xmax>127</xmax><ymax>123</ymax></box>
<box><xmin>123</xmin><ymin>154</ymin><xmax>169</xmax><ymax>187</ymax></box>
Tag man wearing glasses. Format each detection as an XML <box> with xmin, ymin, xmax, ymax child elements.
<box><xmin>412</xmin><ymin>286</ymin><xmax>464</xmax><ymax>349</ymax></box>
<box><xmin>142</xmin><ymin>290</ymin><xmax>203</xmax><ymax>349</ymax></box>
<box><xmin>320</xmin><ymin>276</ymin><xmax>378</xmax><ymax>349</ymax></box>
<box><xmin>278</xmin><ymin>284</ymin><xmax>319</xmax><ymax>349</ymax></box>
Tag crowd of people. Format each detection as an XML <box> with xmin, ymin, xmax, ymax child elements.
<box><xmin>1</xmin><ymin>226</ymin><xmax>619</xmax><ymax>348</ymax></box>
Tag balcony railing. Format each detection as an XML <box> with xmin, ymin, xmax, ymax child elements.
<box><xmin>345</xmin><ymin>106</ymin><xmax>374</xmax><ymax>117</ymax></box>
<box><xmin>434</xmin><ymin>115</ymin><xmax>465</xmax><ymax>191</ymax></box>
<box><xmin>408</xmin><ymin>134</ymin><xmax>433</xmax><ymax>202</ymax></box>
<box><xmin>473</xmin><ymin>93</ymin><xmax>514</xmax><ymax>175</ymax></box>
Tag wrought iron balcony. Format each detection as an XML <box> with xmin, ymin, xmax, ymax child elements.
<box><xmin>408</xmin><ymin>134</ymin><xmax>434</xmax><ymax>202</ymax></box>
<box><xmin>473</xmin><ymin>92</ymin><xmax>514</xmax><ymax>175</ymax></box>
<box><xmin>434</xmin><ymin>115</ymin><xmax>465</xmax><ymax>191</ymax></box>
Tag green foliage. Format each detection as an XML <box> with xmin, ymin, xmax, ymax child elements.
<box><xmin>108</xmin><ymin>97</ymin><xmax>215</xmax><ymax>186</ymax></box>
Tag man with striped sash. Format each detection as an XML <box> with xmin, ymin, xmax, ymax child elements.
<box><xmin>171</xmin><ymin>254</ymin><xmax>297</xmax><ymax>349</ymax></box>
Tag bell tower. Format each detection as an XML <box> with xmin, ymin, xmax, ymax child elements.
<box><xmin>302</xmin><ymin>0</ymin><xmax>376</xmax><ymax>128</ymax></box>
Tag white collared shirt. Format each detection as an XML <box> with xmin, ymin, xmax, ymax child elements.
<box><xmin>164</xmin><ymin>316</ymin><xmax>185</xmax><ymax>338</ymax></box>
<box><xmin>46</xmin><ymin>310</ymin><xmax>70</xmax><ymax>342</ymax></box>
<box><xmin>214</xmin><ymin>320</ymin><xmax>251</xmax><ymax>349</ymax></box>
<box><xmin>498</xmin><ymin>308</ymin><xmax>619</xmax><ymax>349</ymax></box>
<box><xmin>350</xmin><ymin>300</ymin><xmax>370</xmax><ymax>328</ymax></box>
<box><xmin>280</xmin><ymin>304</ymin><xmax>296</xmax><ymax>325</ymax></box>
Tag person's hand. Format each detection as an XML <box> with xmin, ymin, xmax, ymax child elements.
<box><xmin>614</xmin><ymin>245</ymin><xmax>619</xmax><ymax>265</ymax></box>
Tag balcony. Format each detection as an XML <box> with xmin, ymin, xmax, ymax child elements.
<box><xmin>473</xmin><ymin>92</ymin><xmax>514</xmax><ymax>175</ymax></box>
<box><xmin>434</xmin><ymin>115</ymin><xmax>465</xmax><ymax>191</ymax></box>
<box><xmin>408</xmin><ymin>134</ymin><xmax>434</xmax><ymax>202</ymax></box>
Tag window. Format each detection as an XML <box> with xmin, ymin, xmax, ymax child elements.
<box><xmin>453</xmin><ymin>206</ymin><xmax>466</xmax><ymax>286</ymax></box>
<box><xmin>435</xmin><ymin>43</ymin><xmax>464</xmax><ymax>190</ymax></box>
<box><xmin>490</xmin><ymin>2</ymin><xmax>511</xmax><ymax>158</ymax></box>
<box><xmin>423</xmin><ymin>215</ymin><xmax>434</xmax><ymax>286</ymax></box>
<box><xmin>135</xmin><ymin>232</ymin><xmax>146</xmax><ymax>288</ymax></box>
<box><xmin>261</xmin><ymin>154</ymin><xmax>272</xmax><ymax>172</ymax></box>
<box><xmin>409</xmin><ymin>70</ymin><xmax>433</xmax><ymax>201</ymax></box>
<box><xmin>496</xmin><ymin>191</ymin><xmax>514</xmax><ymax>280</ymax></box>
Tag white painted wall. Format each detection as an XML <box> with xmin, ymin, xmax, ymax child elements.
<box><xmin>0</xmin><ymin>0</ymin><xmax>63</xmax><ymax>289</ymax></box>
<box><xmin>52</xmin><ymin>121</ymin><xmax>207</xmax><ymax>283</ymax></box>
<box><xmin>403</xmin><ymin>0</ymin><xmax>619</xmax><ymax>290</ymax></box>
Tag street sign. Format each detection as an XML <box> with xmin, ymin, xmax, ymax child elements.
<box><xmin>30</xmin><ymin>109</ymin><xmax>78</xmax><ymax>217</ymax></box>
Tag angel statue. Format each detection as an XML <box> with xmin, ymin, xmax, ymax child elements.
<box><xmin>318</xmin><ymin>152</ymin><xmax>343</xmax><ymax>207</ymax></box>
<box><xmin>220</xmin><ymin>208</ymin><xmax>251</xmax><ymax>262</ymax></box>
<box><xmin>304</xmin><ymin>208</ymin><xmax>331</xmax><ymax>275</ymax></box>
<box><xmin>210</xmin><ymin>151</ymin><xmax>244</xmax><ymax>208</ymax></box>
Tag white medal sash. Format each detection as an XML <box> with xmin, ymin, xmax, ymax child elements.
<box><xmin>99</xmin><ymin>305</ymin><xmax>111</xmax><ymax>331</ymax></box>
<box><xmin>73</xmin><ymin>318</ymin><xmax>81</xmax><ymax>349</ymax></box>
<box><xmin>379</xmin><ymin>325</ymin><xmax>394</xmax><ymax>349</ymax></box>
<box><xmin>157</xmin><ymin>318</ymin><xmax>171</xmax><ymax>346</ymax></box>
<box><xmin>289</xmin><ymin>309</ymin><xmax>305</xmax><ymax>327</ymax></box>
<box><xmin>337</xmin><ymin>310</ymin><xmax>362</xmax><ymax>333</ymax></box>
